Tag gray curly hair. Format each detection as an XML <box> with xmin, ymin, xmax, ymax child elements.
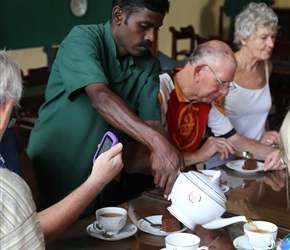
<box><xmin>234</xmin><ymin>2</ymin><xmax>278</xmax><ymax>48</ymax></box>
<box><xmin>0</xmin><ymin>50</ymin><xmax>23</xmax><ymax>107</ymax></box>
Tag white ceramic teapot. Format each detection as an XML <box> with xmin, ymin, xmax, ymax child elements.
<box><xmin>167</xmin><ymin>171</ymin><xmax>247</xmax><ymax>230</ymax></box>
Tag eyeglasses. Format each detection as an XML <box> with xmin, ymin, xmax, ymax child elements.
<box><xmin>202</xmin><ymin>64</ymin><xmax>236</xmax><ymax>91</ymax></box>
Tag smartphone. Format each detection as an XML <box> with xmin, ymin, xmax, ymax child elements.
<box><xmin>93</xmin><ymin>131</ymin><xmax>118</xmax><ymax>164</ymax></box>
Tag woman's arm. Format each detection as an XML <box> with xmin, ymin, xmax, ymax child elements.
<box><xmin>38</xmin><ymin>143</ymin><xmax>123</xmax><ymax>245</ymax></box>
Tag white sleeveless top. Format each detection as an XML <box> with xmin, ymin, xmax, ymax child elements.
<box><xmin>224</xmin><ymin>61</ymin><xmax>271</xmax><ymax>140</ymax></box>
<box><xmin>205</xmin><ymin>61</ymin><xmax>271</xmax><ymax>169</ymax></box>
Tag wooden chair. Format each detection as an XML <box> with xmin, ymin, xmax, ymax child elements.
<box><xmin>23</xmin><ymin>66</ymin><xmax>50</xmax><ymax>87</ymax></box>
<box><xmin>169</xmin><ymin>25</ymin><xmax>198</xmax><ymax>60</ymax></box>
<box><xmin>20</xmin><ymin>67</ymin><xmax>50</xmax><ymax>129</ymax></box>
<box><xmin>169</xmin><ymin>25</ymin><xmax>225</xmax><ymax>60</ymax></box>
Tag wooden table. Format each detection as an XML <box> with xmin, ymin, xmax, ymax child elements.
<box><xmin>47</xmin><ymin>166</ymin><xmax>290</xmax><ymax>250</ymax></box>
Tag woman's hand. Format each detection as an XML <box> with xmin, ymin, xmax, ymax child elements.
<box><xmin>260</xmin><ymin>131</ymin><xmax>279</xmax><ymax>146</ymax></box>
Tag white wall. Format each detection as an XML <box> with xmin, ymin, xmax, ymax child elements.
<box><xmin>9</xmin><ymin>47</ymin><xmax>47</xmax><ymax>75</ymax></box>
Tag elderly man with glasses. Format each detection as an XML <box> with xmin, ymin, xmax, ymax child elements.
<box><xmin>124</xmin><ymin>40</ymin><xmax>283</xmax><ymax>179</ymax></box>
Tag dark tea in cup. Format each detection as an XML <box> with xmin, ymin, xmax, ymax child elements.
<box><xmin>94</xmin><ymin>207</ymin><xmax>127</xmax><ymax>233</ymax></box>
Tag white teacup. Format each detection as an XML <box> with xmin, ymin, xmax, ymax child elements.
<box><xmin>244</xmin><ymin>221</ymin><xmax>278</xmax><ymax>249</ymax></box>
<box><xmin>165</xmin><ymin>233</ymin><xmax>208</xmax><ymax>250</ymax></box>
<box><xmin>93</xmin><ymin>207</ymin><xmax>127</xmax><ymax>235</ymax></box>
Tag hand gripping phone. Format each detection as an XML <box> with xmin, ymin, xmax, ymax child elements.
<box><xmin>93</xmin><ymin>131</ymin><xmax>118</xmax><ymax>164</ymax></box>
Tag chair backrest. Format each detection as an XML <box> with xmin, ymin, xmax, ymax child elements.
<box><xmin>169</xmin><ymin>25</ymin><xmax>197</xmax><ymax>60</ymax></box>
<box><xmin>19</xmin><ymin>67</ymin><xmax>50</xmax><ymax>130</ymax></box>
<box><xmin>26</xmin><ymin>66</ymin><xmax>50</xmax><ymax>86</ymax></box>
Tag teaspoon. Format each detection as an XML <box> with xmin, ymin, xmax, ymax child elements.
<box><xmin>133</xmin><ymin>210</ymin><xmax>162</xmax><ymax>228</ymax></box>
<box><xmin>102</xmin><ymin>231</ymin><xmax>116</xmax><ymax>238</ymax></box>
<box><xmin>233</xmin><ymin>148</ymin><xmax>254</xmax><ymax>159</ymax></box>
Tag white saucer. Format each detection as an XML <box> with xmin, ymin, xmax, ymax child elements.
<box><xmin>226</xmin><ymin>160</ymin><xmax>263</xmax><ymax>174</ymax></box>
<box><xmin>233</xmin><ymin>235</ymin><xmax>252</xmax><ymax>249</ymax></box>
<box><xmin>160</xmin><ymin>248</ymin><xmax>166</xmax><ymax>250</ymax></box>
<box><xmin>86</xmin><ymin>222</ymin><xmax>137</xmax><ymax>241</ymax></box>
<box><xmin>233</xmin><ymin>235</ymin><xmax>283</xmax><ymax>250</ymax></box>
<box><xmin>137</xmin><ymin>215</ymin><xmax>187</xmax><ymax>236</ymax></box>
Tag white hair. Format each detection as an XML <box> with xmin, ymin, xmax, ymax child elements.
<box><xmin>234</xmin><ymin>2</ymin><xmax>278</xmax><ymax>48</ymax></box>
<box><xmin>278</xmin><ymin>110</ymin><xmax>290</xmax><ymax>169</ymax></box>
<box><xmin>0</xmin><ymin>50</ymin><xmax>23</xmax><ymax>107</ymax></box>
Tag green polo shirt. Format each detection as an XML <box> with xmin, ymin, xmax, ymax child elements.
<box><xmin>27</xmin><ymin>21</ymin><xmax>161</xmax><ymax>215</ymax></box>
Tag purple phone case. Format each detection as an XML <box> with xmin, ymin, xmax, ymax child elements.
<box><xmin>93</xmin><ymin>131</ymin><xmax>118</xmax><ymax>164</ymax></box>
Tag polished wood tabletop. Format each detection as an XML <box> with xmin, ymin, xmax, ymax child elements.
<box><xmin>216</xmin><ymin>165</ymin><xmax>290</xmax><ymax>231</ymax></box>
<box><xmin>47</xmin><ymin>166</ymin><xmax>290</xmax><ymax>250</ymax></box>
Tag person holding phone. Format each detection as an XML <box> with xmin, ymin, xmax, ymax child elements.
<box><xmin>0</xmin><ymin>50</ymin><xmax>124</xmax><ymax>247</ymax></box>
<box><xmin>27</xmin><ymin>0</ymin><xmax>184</xmax><ymax>216</ymax></box>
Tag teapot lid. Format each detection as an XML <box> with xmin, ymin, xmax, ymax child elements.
<box><xmin>183</xmin><ymin>171</ymin><xmax>227</xmax><ymax>207</ymax></box>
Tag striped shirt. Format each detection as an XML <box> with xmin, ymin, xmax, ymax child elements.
<box><xmin>0</xmin><ymin>168</ymin><xmax>45</xmax><ymax>249</ymax></box>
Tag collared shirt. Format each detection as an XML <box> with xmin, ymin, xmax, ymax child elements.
<box><xmin>0</xmin><ymin>168</ymin><xmax>45</xmax><ymax>250</ymax></box>
<box><xmin>27</xmin><ymin>20</ymin><xmax>161</xmax><ymax>215</ymax></box>
<box><xmin>0</xmin><ymin>154</ymin><xmax>5</xmax><ymax>168</ymax></box>
<box><xmin>159</xmin><ymin>70</ymin><xmax>212</xmax><ymax>152</ymax></box>
<box><xmin>159</xmin><ymin>68</ymin><xmax>235</xmax><ymax>159</ymax></box>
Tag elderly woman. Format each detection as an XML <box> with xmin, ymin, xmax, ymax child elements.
<box><xmin>229</xmin><ymin>2</ymin><xmax>279</xmax><ymax>144</ymax></box>
<box><xmin>0</xmin><ymin>51</ymin><xmax>123</xmax><ymax>247</ymax></box>
<box><xmin>209</xmin><ymin>2</ymin><xmax>283</xmax><ymax>170</ymax></box>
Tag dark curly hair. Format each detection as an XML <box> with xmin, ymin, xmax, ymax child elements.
<box><xmin>112</xmin><ymin>0</ymin><xmax>170</xmax><ymax>14</ymax></box>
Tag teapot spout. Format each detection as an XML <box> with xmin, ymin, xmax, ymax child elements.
<box><xmin>202</xmin><ymin>216</ymin><xmax>247</xmax><ymax>229</ymax></box>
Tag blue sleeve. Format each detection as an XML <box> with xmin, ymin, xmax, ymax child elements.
<box><xmin>0</xmin><ymin>129</ymin><xmax>24</xmax><ymax>176</ymax></box>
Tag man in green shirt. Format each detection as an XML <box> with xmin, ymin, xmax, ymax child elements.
<box><xmin>27</xmin><ymin>0</ymin><xmax>184</xmax><ymax>216</ymax></box>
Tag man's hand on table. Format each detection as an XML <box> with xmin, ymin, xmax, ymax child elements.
<box><xmin>198</xmin><ymin>136</ymin><xmax>234</xmax><ymax>162</ymax></box>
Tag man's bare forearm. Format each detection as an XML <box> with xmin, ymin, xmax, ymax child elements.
<box><xmin>86</xmin><ymin>83</ymin><xmax>163</xmax><ymax>151</ymax></box>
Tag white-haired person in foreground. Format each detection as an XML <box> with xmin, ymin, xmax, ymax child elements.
<box><xmin>0</xmin><ymin>50</ymin><xmax>123</xmax><ymax>248</ymax></box>
<box><xmin>278</xmin><ymin>110</ymin><xmax>290</xmax><ymax>173</ymax></box>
